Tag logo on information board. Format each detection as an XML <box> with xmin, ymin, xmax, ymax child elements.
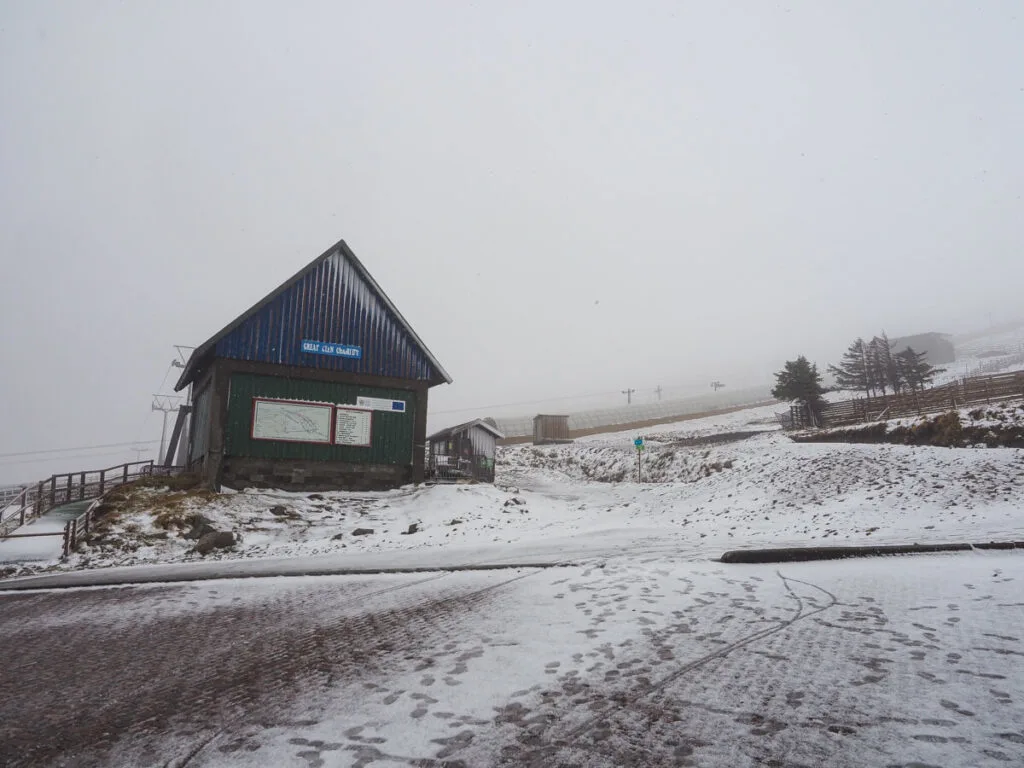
<box><xmin>301</xmin><ymin>339</ymin><xmax>362</xmax><ymax>359</ymax></box>
<box><xmin>356</xmin><ymin>396</ymin><xmax>407</xmax><ymax>413</ymax></box>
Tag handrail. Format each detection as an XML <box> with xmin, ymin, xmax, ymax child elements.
<box><xmin>0</xmin><ymin>460</ymin><xmax>156</xmax><ymax>540</ymax></box>
<box><xmin>0</xmin><ymin>486</ymin><xmax>32</xmax><ymax>536</ymax></box>
<box><xmin>45</xmin><ymin>460</ymin><xmax>155</xmax><ymax>484</ymax></box>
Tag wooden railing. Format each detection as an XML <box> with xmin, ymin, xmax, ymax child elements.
<box><xmin>0</xmin><ymin>486</ymin><xmax>32</xmax><ymax>538</ymax></box>
<box><xmin>822</xmin><ymin>370</ymin><xmax>1024</xmax><ymax>428</ymax></box>
<box><xmin>62</xmin><ymin>498</ymin><xmax>104</xmax><ymax>559</ymax></box>
<box><xmin>0</xmin><ymin>460</ymin><xmax>157</xmax><ymax>548</ymax></box>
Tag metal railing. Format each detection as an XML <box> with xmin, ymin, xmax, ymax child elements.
<box><xmin>427</xmin><ymin>454</ymin><xmax>496</xmax><ymax>483</ymax></box>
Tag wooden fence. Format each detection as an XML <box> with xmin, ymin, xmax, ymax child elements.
<box><xmin>0</xmin><ymin>460</ymin><xmax>159</xmax><ymax>552</ymax></box>
<box><xmin>822</xmin><ymin>370</ymin><xmax>1024</xmax><ymax>428</ymax></box>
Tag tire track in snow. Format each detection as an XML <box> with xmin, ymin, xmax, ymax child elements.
<box><xmin>507</xmin><ymin>570</ymin><xmax>839</xmax><ymax>764</ymax></box>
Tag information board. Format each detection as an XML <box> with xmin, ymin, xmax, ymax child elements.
<box><xmin>251</xmin><ymin>399</ymin><xmax>333</xmax><ymax>443</ymax></box>
<box><xmin>334</xmin><ymin>407</ymin><xmax>373</xmax><ymax>447</ymax></box>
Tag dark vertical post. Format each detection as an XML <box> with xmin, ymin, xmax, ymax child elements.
<box><xmin>36</xmin><ymin>481</ymin><xmax>44</xmax><ymax>517</ymax></box>
<box><xmin>62</xmin><ymin>521</ymin><xmax>71</xmax><ymax>558</ymax></box>
<box><xmin>204</xmin><ymin>364</ymin><xmax>229</xmax><ymax>490</ymax></box>
<box><xmin>411</xmin><ymin>384</ymin><xmax>429</xmax><ymax>484</ymax></box>
<box><xmin>79</xmin><ymin>472</ymin><xmax>86</xmax><ymax>500</ymax></box>
<box><xmin>99</xmin><ymin>470</ymin><xmax>106</xmax><ymax>496</ymax></box>
<box><xmin>49</xmin><ymin>477</ymin><xmax>56</xmax><ymax>507</ymax></box>
<box><xmin>123</xmin><ymin>464</ymin><xmax>129</xmax><ymax>484</ymax></box>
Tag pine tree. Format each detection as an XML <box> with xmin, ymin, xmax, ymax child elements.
<box><xmin>772</xmin><ymin>356</ymin><xmax>827</xmax><ymax>425</ymax></box>
<box><xmin>828</xmin><ymin>338</ymin><xmax>873</xmax><ymax>397</ymax></box>
<box><xmin>870</xmin><ymin>333</ymin><xmax>904</xmax><ymax>395</ymax></box>
<box><xmin>896</xmin><ymin>346</ymin><xmax>941</xmax><ymax>392</ymax></box>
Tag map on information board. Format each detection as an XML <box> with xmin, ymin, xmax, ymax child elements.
<box><xmin>251</xmin><ymin>399</ymin><xmax>333</xmax><ymax>443</ymax></box>
<box><xmin>334</xmin><ymin>407</ymin><xmax>373</xmax><ymax>447</ymax></box>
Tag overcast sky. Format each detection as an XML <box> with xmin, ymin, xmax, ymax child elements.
<box><xmin>1</xmin><ymin>1</ymin><xmax>1022</xmax><ymax>482</ymax></box>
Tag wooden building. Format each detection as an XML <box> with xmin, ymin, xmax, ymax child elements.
<box><xmin>533</xmin><ymin>414</ymin><xmax>572</xmax><ymax>445</ymax></box>
<box><xmin>426</xmin><ymin>419</ymin><xmax>504</xmax><ymax>483</ymax></box>
<box><xmin>890</xmin><ymin>332</ymin><xmax>955</xmax><ymax>365</ymax></box>
<box><xmin>174</xmin><ymin>239</ymin><xmax>452</xmax><ymax>491</ymax></box>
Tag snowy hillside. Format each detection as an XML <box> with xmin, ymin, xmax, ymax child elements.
<box><xmin>4</xmin><ymin>400</ymin><xmax>1021</xmax><ymax>578</ymax></box>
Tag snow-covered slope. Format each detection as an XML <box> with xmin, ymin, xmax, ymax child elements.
<box><xmin>3</xmin><ymin>402</ymin><xmax>1022</xmax><ymax>577</ymax></box>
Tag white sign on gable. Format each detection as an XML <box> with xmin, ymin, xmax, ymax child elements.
<box><xmin>334</xmin><ymin>407</ymin><xmax>373</xmax><ymax>447</ymax></box>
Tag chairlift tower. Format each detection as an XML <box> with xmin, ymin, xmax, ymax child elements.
<box><xmin>152</xmin><ymin>395</ymin><xmax>183</xmax><ymax>463</ymax></box>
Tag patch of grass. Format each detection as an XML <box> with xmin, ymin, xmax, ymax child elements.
<box><xmin>903</xmin><ymin>411</ymin><xmax>963</xmax><ymax>447</ymax></box>
<box><xmin>130</xmin><ymin>474</ymin><xmax>203</xmax><ymax>492</ymax></box>
<box><xmin>94</xmin><ymin>476</ymin><xmax>218</xmax><ymax>535</ymax></box>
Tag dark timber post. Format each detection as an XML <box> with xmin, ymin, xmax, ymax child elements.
<box><xmin>99</xmin><ymin>470</ymin><xmax>106</xmax><ymax>496</ymax></box>
<box><xmin>79</xmin><ymin>472</ymin><xmax>86</xmax><ymax>500</ymax></box>
<box><xmin>411</xmin><ymin>385</ymin><xmax>429</xmax><ymax>484</ymax></box>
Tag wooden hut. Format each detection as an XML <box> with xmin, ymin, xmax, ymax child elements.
<box><xmin>174</xmin><ymin>238</ymin><xmax>452</xmax><ymax>491</ymax></box>
<box><xmin>427</xmin><ymin>419</ymin><xmax>504</xmax><ymax>483</ymax></box>
<box><xmin>533</xmin><ymin>414</ymin><xmax>572</xmax><ymax>445</ymax></box>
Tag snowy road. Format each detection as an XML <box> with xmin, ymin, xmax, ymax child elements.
<box><xmin>2</xmin><ymin>551</ymin><xmax>1022</xmax><ymax>767</ymax></box>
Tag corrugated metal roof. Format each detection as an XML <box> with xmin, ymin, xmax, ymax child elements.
<box><xmin>427</xmin><ymin>419</ymin><xmax>505</xmax><ymax>442</ymax></box>
<box><xmin>174</xmin><ymin>239</ymin><xmax>452</xmax><ymax>390</ymax></box>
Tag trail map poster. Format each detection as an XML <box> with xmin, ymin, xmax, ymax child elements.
<box><xmin>251</xmin><ymin>399</ymin><xmax>333</xmax><ymax>443</ymax></box>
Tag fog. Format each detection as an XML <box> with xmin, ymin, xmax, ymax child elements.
<box><xmin>2</xmin><ymin>1</ymin><xmax>1022</xmax><ymax>483</ymax></box>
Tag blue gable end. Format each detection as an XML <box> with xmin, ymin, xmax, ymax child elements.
<box><xmin>175</xmin><ymin>240</ymin><xmax>450</xmax><ymax>389</ymax></box>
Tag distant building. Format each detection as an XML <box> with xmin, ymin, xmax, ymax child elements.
<box><xmin>889</xmin><ymin>332</ymin><xmax>955</xmax><ymax>365</ymax></box>
<box><xmin>426</xmin><ymin>419</ymin><xmax>504</xmax><ymax>483</ymax></box>
<box><xmin>533</xmin><ymin>414</ymin><xmax>572</xmax><ymax>445</ymax></box>
<box><xmin>174</xmin><ymin>238</ymin><xmax>452</xmax><ymax>491</ymax></box>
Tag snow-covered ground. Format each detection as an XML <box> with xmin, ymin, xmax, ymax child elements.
<box><xmin>4</xmin><ymin>402</ymin><xmax>1022</xmax><ymax>577</ymax></box>
<box><xmin>3</xmin><ymin>402</ymin><xmax>1023</xmax><ymax>766</ymax></box>
<box><xmin>4</xmin><ymin>550</ymin><xmax>1022</xmax><ymax>767</ymax></box>
<box><xmin>0</xmin><ymin>515</ymin><xmax>65</xmax><ymax>564</ymax></box>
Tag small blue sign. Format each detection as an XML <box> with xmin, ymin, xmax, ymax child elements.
<box><xmin>301</xmin><ymin>339</ymin><xmax>362</xmax><ymax>360</ymax></box>
<box><xmin>634</xmin><ymin>437</ymin><xmax>644</xmax><ymax>447</ymax></box>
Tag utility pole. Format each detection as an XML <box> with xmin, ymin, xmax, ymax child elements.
<box><xmin>621</xmin><ymin>388</ymin><xmax>636</xmax><ymax>405</ymax></box>
<box><xmin>711</xmin><ymin>381</ymin><xmax>725</xmax><ymax>392</ymax></box>
<box><xmin>152</xmin><ymin>395</ymin><xmax>183</xmax><ymax>463</ymax></box>
<box><xmin>168</xmin><ymin>345</ymin><xmax>195</xmax><ymax>464</ymax></box>
<box><xmin>654</xmin><ymin>386</ymin><xmax>663</xmax><ymax>401</ymax></box>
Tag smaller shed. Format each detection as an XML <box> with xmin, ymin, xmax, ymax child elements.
<box><xmin>427</xmin><ymin>419</ymin><xmax>504</xmax><ymax>483</ymax></box>
<box><xmin>533</xmin><ymin>414</ymin><xmax>572</xmax><ymax>445</ymax></box>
